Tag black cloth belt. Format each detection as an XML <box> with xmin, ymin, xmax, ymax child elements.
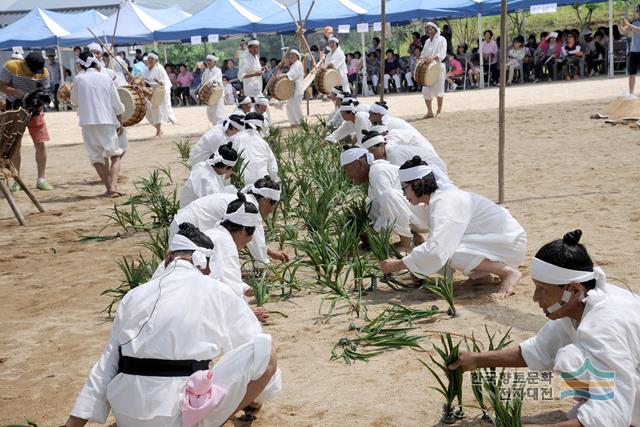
<box><xmin>118</xmin><ymin>346</ymin><xmax>210</xmax><ymax>377</ymax></box>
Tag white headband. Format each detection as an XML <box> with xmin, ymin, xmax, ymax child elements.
<box><xmin>339</xmin><ymin>104</ymin><xmax>357</xmax><ymax>113</ymax></box>
<box><xmin>531</xmin><ymin>257</ymin><xmax>606</xmax><ymax>291</ymax></box>
<box><xmin>238</xmin><ymin>97</ymin><xmax>253</xmax><ymax>105</ymax></box>
<box><xmin>336</xmin><ymin>92</ymin><xmax>346</xmax><ymax>100</ymax></box>
<box><xmin>369</xmin><ymin>103</ymin><xmax>389</xmax><ymax>115</ymax></box>
<box><xmin>76</xmin><ymin>56</ymin><xmax>101</xmax><ymax>68</ymax></box>
<box><xmin>245</xmin><ymin>118</ymin><xmax>263</xmax><ymax>129</ymax></box>
<box><xmin>221</xmin><ymin>204</ymin><xmax>262</xmax><ymax>227</ymax></box>
<box><xmin>370</xmin><ymin>125</ymin><xmax>389</xmax><ymax>133</ymax></box>
<box><xmin>290</xmin><ymin>49</ymin><xmax>301</xmax><ymax>58</ymax></box>
<box><xmin>340</xmin><ymin>148</ymin><xmax>373</xmax><ymax>167</ymax></box>
<box><xmin>329</xmin><ymin>36</ymin><xmax>339</xmax><ymax>44</ymax></box>
<box><xmin>206</xmin><ymin>152</ymin><xmax>236</xmax><ymax>167</ymax></box>
<box><xmin>223</xmin><ymin>117</ymin><xmax>244</xmax><ymax>131</ymax></box>
<box><xmin>148</xmin><ymin>53</ymin><xmax>159</xmax><ymax>60</ymax></box>
<box><xmin>331</xmin><ymin>87</ymin><xmax>343</xmax><ymax>95</ymax></box>
<box><xmin>206</xmin><ymin>54</ymin><xmax>218</xmax><ymax>62</ymax></box>
<box><xmin>248</xmin><ymin>40</ymin><xmax>260</xmax><ymax>46</ymax></box>
<box><xmin>362</xmin><ymin>134</ymin><xmax>386</xmax><ymax>149</ymax></box>
<box><xmin>87</xmin><ymin>42</ymin><xmax>101</xmax><ymax>52</ymax></box>
<box><xmin>169</xmin><ymin>233</ymin><xmax>215</xmax><ymax>271</ymax></box>
<box><xmin>254</xmin><ymin>96</ymin><xmax>269</xmax><ymax>106</ymax></box>
<box><xmin>244</xmin><ymin>184</ymin><xmax>280</xmax><ymax>201</ymax></box>
<box><xmin>398</xmin><ymin>165</ymin><xmax>434</xmax><ymax>183</ymax></box>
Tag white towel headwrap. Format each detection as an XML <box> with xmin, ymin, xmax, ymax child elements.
<box><xmin>206</xmin><ymin>152</ymin><xmax>236</xmax><ymax>167</ymax></box>
<box><xmin>222</xmin><ymin>204</ymin><xmax>262</xmax><ymax>227</ymax></box>
<box><xmin>398</xmin><ymin>165</ymin><xmax>434</xmax><ymax>183</ymax></box>
<box><xmin>169</xmin><ymin>234</ymin><xmax>216</xmax><ymax>271</ymax></box>
<box><xmin>243</xmin><ymin>184</ymin><xmax>280</xmax><ymax>201</ymax></box>
<box><xmin>340</xmin><ymin>147</ymin><xmax>373</xmax><ymax>167</ymax></box>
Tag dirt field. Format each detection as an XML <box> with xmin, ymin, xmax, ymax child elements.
<box><xmin>1</xmin><ymin>76</ymin><xmax>639</xmax><ymax>426</ymax></box>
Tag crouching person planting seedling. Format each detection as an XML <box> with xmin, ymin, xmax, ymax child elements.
<box><xmin>380</xmin><ymin>156</ymin><xmax>527</xmax><ymax>298</ymax></box>
<box><xmin>340</xmin><ymin>146</ymin><xmax>427</xmax><ymax>254</ymax></box>
<box><xmin>65</xmin><ymin>223</ymin><xmax>282</xmax><ymax>427</ymax></box>
<box><xmin>448</xmin><ymin>230</ymin><xmax>640</xmax><ymax>426</ymax></box>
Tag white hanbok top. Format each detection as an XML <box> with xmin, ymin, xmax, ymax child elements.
<box><xmin>142</xmin><ymin>63</ymin><xmax>174</xmax><ymax>125</ymax></box>
<box><xmin>189</xmin><ymin>124</ymin><xmax>229</xmax><ymax>165</ymax></box>
<box><xmin>403</xmin><ymin>188</ymin><xmax>527</xmax><ymax>276</ymax></box>
<box><xmin>179</xmin><ymin>162</ymin><xmax>234</xmax><ymax>209</ymax></box>
<box><xmin>231</xmin><ymin>129</ymin><xmax>278</xmax><ymax>184</ymax></box>
<box><xmin>260</xmin><ymin>109</ymin><xmax>272</xmax><ymax>138</ymax></box>
<box><xmin>385</xmin><ymin>143</ymin><xmax>451</xmax><ymax>188</ymax></box>
<box><xmin>385</xmin><ymin>128</ymin><xmax>438</xmax><ymax>153</ymax></box>
<box><xmin>108</xmin><ymin>56</ymin><xmax>128</xmax><ymax>86</ymax></box>
<box><xmin>71</xmin><ymin>68</ymin><xmax>124</xmax><ymax>126</ymax></box>
<box><xmin>286</xmin><ymin>60</ymin><xmax>304</xmax><ymax>96</ymax></box>
<box><xmin>520</xmin><ymin>285</ymin><xmax>640</xmax><ymax>427</ymax></box>
<box><xmin>326</xmin><ymin>111</ymin><xmax>370</xmax><ymax>144</ymax></box>
<box><xmin>170</xmin><ymin>192</ymin><xmax>269</xmax><ymax>265</ymax></box>
<box><xmin>69</xmin><ymin>260</ymin><xmax>268</xmax><ymax>423</ymax></box>
<box><xmin>328</xmin><ymin>107</ymin><xmax>343</xmax><ymax>127</ymax></box>
<box><xmin>202</xmin><ymin>65</ymin><xmax>223</xmax><ymax>85</ymax></box>
<box><xmin>421</xmin><ymin>33</ymin><xmax>447</xmax><ymax>63</ymax></box>
<box><xmin>381</xmin><ymin>115</ymin><xmax>414</xmax><ymax>131</ymax></box>
<box><xmin>204</xmin><ymin>225</ymin><xmax>252</xmax><ymax>296</ymax></box>
<box><xmin>238</xmin><ymin>54</ymin><xmax>263</xmax><ymax>96</ymax></box>
<box><xmin>101</xmin><ymin>65</ymin><xmax>127</xmax><ymax>87</ymax></box>
<box><xmin>325</xmin><ymin>46</ymin><xmax>348</xmax><ymax>82</ymax></box>
<box><xmin>368</xmin><ymin>160</ymin><xmax>420</xmax><ymax>238</ymax></box>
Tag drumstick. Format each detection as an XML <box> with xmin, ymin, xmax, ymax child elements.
<box><xmin>110</xmin><ymin>5</ymin><xmax>120</xmax><ymax>55</ymax></box>
<box><xmin>87</xmin><ymin>28</ymin><xmax>131</xmax><ymax>79</ymax></box>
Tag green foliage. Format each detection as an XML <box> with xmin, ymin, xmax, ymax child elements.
<box><xmin>102</xmin><ymin>254</ymin><xmax>159</xmax><ymax>317</ymax></box>
<box><xmin>420</xmin><ymin>266</ymin><xmax>457</xmax><ymax>317</ymax></box>
<box><xmin>173</xmin><ymin>137</ymin><xmax>193</xmax><ymax>170</ymax></box>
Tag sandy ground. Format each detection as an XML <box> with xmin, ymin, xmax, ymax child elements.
<box><xmin>1</xmin><ymin>76</ymin><xmax>639</xmax><ymax>426</ymax></box>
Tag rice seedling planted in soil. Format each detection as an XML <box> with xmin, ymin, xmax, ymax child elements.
<box><xmin>173</xmin><ymin>137</ymin><xmax>193</xmax><ymax>170</ymax></box>
<box><xmin>420</xmin><ymin>266</ymin><xmax>457</xmax><ymax>317</ymax></box>
<box><xmin>102</xmin><ymin>254</ymin><xmax>159</xmax><ymax>316</ymax></box>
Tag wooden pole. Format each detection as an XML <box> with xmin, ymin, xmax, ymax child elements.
<box><xmin>478</xmin><ymin>12</ymin><xmax>484</xmax><ymax>89</ymax></box>
<box><xmin>608</xmin><ymin>0</ymin><xmax>615</xmax><ymax>78</ymax></box>
<box><xmin>379</xmin><ymin>0</ymin><xmax>385</xmax><ymax>102</ymax></box>
<box><xmin>498</xmin><ymin>0</ymin><xmax>507</xmax><ymax>204</ymax></box>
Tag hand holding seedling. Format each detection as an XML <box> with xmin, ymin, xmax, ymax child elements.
<box><xmin>448</xmin><ymin>351</ymin><xmax>477</xmax><ymax>371</ymax></box>
<box><xmin>380</xmin><ymin>258</ymin><xmax>405</xmax><ymax>274</ymax></box>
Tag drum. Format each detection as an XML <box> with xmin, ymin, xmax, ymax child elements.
<box><xmin>150</xmin><ymin>85</ymin><xmax>165</xmax><ymax>108</ymax></box>
<box><xmin>57</xmin><ymin>83</ymin><xmax>72</xmax><ymax>103</ymax></box>
<box><xmin>314</xmin><ymin>68</ymin><xmax>342</xmax><ymax>94</ymax></box>
<box><xmin>197</xmin><ymin>81</ymin><xmax>223</xmax><ymax>106</ymax></box>
<box><xmin>118</xmin><ymin>86</ymin><xmax>147</xmax><ymax>127</ymax></box>
<box><xmin>272</xmin><ymin>75</ymin><xmax>294</xmax><ymax>101</ymax></box>
<box><xmin>414</xmin><ymin>58</ymin><xmax>442</xmax><ymax>86</ymax></box>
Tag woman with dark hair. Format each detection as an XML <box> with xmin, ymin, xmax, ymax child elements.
<box><xmin>449</xmin><ymin>230</ymin><xmax>640</xmax><ymax>426</ymax></box>
<box><xmin>179</xmin><ymin>142</ymin><xmax>237</xmax><ymax>208</ymax></box>
<box><xmin>380</xmin><ymin>156</ymin><xmax>527</xmax><ymax>298</ymax></box>
<box><xmin>66</xmin><ymin>222</ymin><xmax>282</xmax><ymax>427</ymax></box>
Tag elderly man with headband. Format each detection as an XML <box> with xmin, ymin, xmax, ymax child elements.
<box><xmin>238</xmin><ymin>39</ymin><xmax>263</xmax><ymax>97</ymax></box>
<box><xmin>65</xmin><ymin>222</ymin><xmax>282</xmax><ymax>427</ymax></box>
<box><xmin>381</xmin><ymin>156</ymin><xmax>527</xmax><ymax>297</ymax></box>
<box><xmin>324</xmin><ymin>36</ymin><xmax>351</xmax><ymax>94</ymax></box>
<box><xmin>202</xmin><ymin>54</ymin><xmax>225</xmax><ymax>126</ymax></box>
<box><xmin>284</xmin><ymin>49</ymin><xmax>305</xmax><ymax>126</ymax></box>
<box><xmin>449</xmin><ymin>229</ymin><xmax>640</xmax><ymax>426</ymax></box>
<box><xmin>140</xmin><ymin>51</ymin><xmax>177</xmax><ymax>137</ymax></box>
<box><xmin>420</xmin><ymin>22</ymin><xmax>447</xmax><ymax>119</ymax></box>
<box><xmin>253</xmin><ymin>96</ymin><xmax>272</xmax><ymax>137</ymax></box>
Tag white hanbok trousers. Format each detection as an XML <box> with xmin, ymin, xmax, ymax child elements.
<box><xmin>111</xmin><ymin>334</ymin><xmax>282</xmax><ymax>427</ymax></box>
<box><xmin>206</xmin><ymin>98</ymin><xmax>225</xmax><ymax>126</ymax></box>
<box><xmin>421</xmin><ymin>64</ymin><xmax>446</xmax><ymax>100</ymax></box>
<box><xmin>286</xmin><ymin>94</ymin><xmax>304</xmax><ymax>125</ymax></box>
<box><xmin>81</xmin><ymin>124</ymin><xmax>122</xmax><ymax>164</ymax></box>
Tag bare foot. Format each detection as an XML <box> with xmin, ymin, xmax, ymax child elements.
<box><xmin>239</xmin><ymin>402</ymin><xmax>263</xmax><ymax>421</ymax></box>
<box><xmin>422</xmin><ymin>113</ymin><xmax>434</xmax><ymax>119</ymax></box>
<box><xmin>494</xmin><ymin>268</ymin><xmax>522</xmax><ymax>298</ymax></box>
<box><xmin>461</xmin><ymin>272</ymin><xmax>494</xmax><ymax>286</ymax></box>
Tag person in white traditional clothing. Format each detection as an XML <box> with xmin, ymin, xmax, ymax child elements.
<box><xmin>341</xmin><ymin>146</ymin><xmax>427</xmax><ymax>253</ymax></box>
<box><xmin>380</xmin><ymin>156</ymin><xmax>527</xmax><ymax>297</ymax></box>
<box><xmin>189</xmin><ymin>114</ymin><xmax>244</xmax><ymax>165</ymax></box>
<box><xmin>233</xmin><ymin>95</ymin><xmax>254</xmax><ymax>116</ymax></box>
<box><xmin>65</xmin><ymin>223</ymin><xmax>281</xmax><ymax>427</ymax></box>
<box><xmin>327</xmin><ymin>86</ymin><xmax>346</xmax><ymax>127</ymax></box>
<box><xmin>325</xmin><ymin>97</ymin><xmax>370</xmax><ymax>145</ymax></box>
<box><xmin>201</xmin><ymin>54</ymin><xmax>225</xmax><ymax>126</ymax></box>
<box><xmin>368</xmin><ymin>101</ymin><xmax>414</xmax><ymax>131</ymax></box>
<box><xmin>324</xmin><ymin>37</ymin><xmax>350</xmax><ymax>94</ymax></box>
<box><xmin>371</xmin><ymin>124</ymin><xmax>438</xmax><ymax>154</ymax></box>
<box><xmin>421</xmin><ymin>22</ymin><xmax>447</xmax><ymax>119</ymax></box>
<box><xmin>142</xmin><ymin>52</ymin><xmax>177</xmax><ymax>138</ymax></box>
<box><xmin>253</xmin><ymin>97</ymin><xmax>272</xmax><ymax>138</ymax></box>
<box><xmin>70</xmin><ymin>52</ymin><xmax>125</xmax><ymax>197</ymax></box>
<box><xmin>170</xmin><ymin>177</ymin><xmax>290</xmax><ymax>266</ymax></box>
<box><xmin>449</xmin><ymin>230</ymin><xmax>640</xmax><ymax>426</ymax></box>
<box><xmin>238</xmin><ymin>40</ymin><xmax>263</xmax><ymax>97</ymax></box>
<box><xmin>179</xmin><ymin>143</ymin><xmax>238</xmax><ymax>208</ymax></box>
<box><xmin>285</xmin><ymin>49</ymin><xmax>304</xmax><ymax>127</ymax></box>
<box><xmin>230</xmin><ymin>112</ymin><xmax>278</xmax><ymax>185</ymax></box>
<box><xmin>361</xmin><ymin>130</ymin><xmax>453</xmax><ymax>190</ymax></box>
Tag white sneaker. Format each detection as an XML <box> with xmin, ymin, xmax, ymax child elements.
<box><xmin>451</xmin><ymin>82</ymin><xmax>458</xmax><ymax>90</ymax></box>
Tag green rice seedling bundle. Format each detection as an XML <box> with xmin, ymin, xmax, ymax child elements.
<box><xmin>420</xmin><ymin>266</ymin><xmax>457</xmax><ymax>317</ymax></box>
<box><xmin>172</xmin><ymin>137</ymin><xmax>193</xmax><ymax>170</ymax></box>
<box><xmin>102</xmin><ymin>254</ymin><xmax>159</xmax><ymax>316</ymax></box>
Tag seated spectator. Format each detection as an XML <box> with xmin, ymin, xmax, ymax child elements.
<box><xmin>63</xmin><ymin>68</ymin><xmax>73</xmax><ymax>83</ymax></box>
<box><xmin>190</xmin><ymin>61</ymin><xmax>203</xmax><ymax>104</ymax></box>
<box><xmin>482</xmin><ymin>30</ymin><xmax>498</xmax><ymax>85</ymax></box>
<box><xmin>445</xmin><ymin>53</ymin><xmax>463</xmax><ymax>90</ymax></box>
<box><xmin>534</xmin><ymin>32</ymin><xmax>562</xmax><ymax>82</ymax></box>
<box><xmin>523</xmin><ymin>33</ymin><xmax>539</xmax><ymax>80</ymax></box>
<box><xmin>455</xmin><ymin>43</ymin><xmax>469</xmax><ymax>70</ymax></box>
<box><xmin>347</xmin><ymin>52</ymin><xmax>358</xmax><ymax>90</ymax></box>
<box><xmin>562</xmin><ymin>32</ymin><xmax>583</xmax><ymax>80</ymax></box>
<box><xmin>223</xmin><ymin>75</ymin><xmax>237</xmax><ymax>105</ymax></box>
<box><xmin>260</xmin><ymin>56</ymin><xmax>268</xmax><ymax>87</ymax></box>
<box><xmin>366</xmin><ymin>51</ymin><xmax>380</xmax><ymax>93</ymax></box>
<box><xmin>406</xmin><ymin>46</ymin><xmax>421</xmax><ymax>91</ymax></box>
<box><xmin>369</xmin><ymin>37</ymin><xmax>381</xmax><ymax>55</ymax></box>
<box><xmin>224</xmin><ymin>60</ymin><xmax>240</xmax><ymax>91</ymax></box>
<box><xmin>586</xmin><ymin>30</ymin><xmax>606</xmax><ymax>76</ymax></box>
<box><xmin>506</xmin><ymin>36</ymin><xmax>526</xmax><ymax>84</ymax></box>
<box><xmin>467</xmin><ymin>49</ymin><xmax>482</xmax><ymax>89</ymax></box>
<box><xmin>383</xmin><ymin>49</ymin><xmax>402</xmax><ymax>93</ymax></box>
<box><xmin>166</xmin><ymin>63</ymin><xmax>178</xmax><ymax>105</ymax></box>
<box><xmin>409</xmin><ymin>31</ymin><xmax>423</xmax><ymax>53</ymax></box>
<box><xmin>176</xmin><ymin>64</ymin><xmax>194</xmax><ymax>106</ymax></box>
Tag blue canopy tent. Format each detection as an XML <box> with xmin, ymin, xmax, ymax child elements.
<box><xmin>136</xmin><ymin>4</ymin><xmax>192</xmax><ymax>27</ymax></box>
<box><xmin>0</xmin><ymin>8</ymin><xmax>70</xmax><ymax>49</ymax></box>
<box><xmin>45</xmin><ymin>9</ymin><xmax>107</xmax><ymax>33</ymax></box>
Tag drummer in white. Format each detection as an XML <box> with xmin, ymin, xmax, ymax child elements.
<box><xmin>238</xmin><ymin>40</ymin><xmax>263</xmax><ymax>97</ymax></box>
<box><xmin>325</xmin><ymin>37</ymin><xmax>350</xmax><ymax>94</ymax></box>
<box><xmin>201</xmin><ymin>54</ymin><xmax>225</xmax><ymax>127</ymax></box>
<box><xmin>420</xmin><ymin>22</ymin><xmax>447</xmax><ymax>119</ymax></box>
<box><xmin>285</xmin><ymin>49</ymin><xmax>304</xmax><ymax>127</ymax></box>
<box><xmin>142</xmin><ymin>52</ymin><xmax>177</xmax><ymax>138</ymax></box>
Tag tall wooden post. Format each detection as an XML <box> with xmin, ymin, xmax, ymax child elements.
<box><xmin>379</xmin><ymin>0</ymin><xmax>385</xmax><ymax>102</ymax></box>
<box><xmin>498</xmin><ymin>0</ymin><xmax>507</xmax><ymax>204</ymax></box>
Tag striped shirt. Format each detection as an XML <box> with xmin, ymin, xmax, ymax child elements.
<box><xmin>0</xmin><ymin>59</ymin><xmax>50</xmax><ymax>102</ymax></box>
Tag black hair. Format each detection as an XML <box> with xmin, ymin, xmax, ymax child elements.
<box><xmin>259</xmin><ymin>56</ymin><xmax>267</xmax><ymax>63</ymax></box>
<box><xmin>73</xmin><ymin>46</ymin><xmax>82</xmax><ymax>52</ymax></box>
<box><xmin>221</xmin><ymin>192</ymin><xmax>258</xmax><ymax>235</ymax></box>
<box><xmin>514</xmin><ymin>35</ymin><xmax>525</xmax><ymax>44</ymax></box>
<box><xmin>354</xmin><ymin>51</ymin><xmax>361</xmax><ymax>57</ymax></box>
<box><xmin>386</xmin><ymin>48</ymin><xmax>394</xmax><ymax>55</ymax></box>
<box><xmin>25</xmin><ymin>52</ymin><xmax>46</xmax><ymax>74</ymax></box>
<box><xmin>412</xmin><ymin>31</ymin><xmax>421</xmax><ymax>39</ymax></box>
<box><xmin>399</xmin><ymin>156</ymin><xmax>439</xmax><ymax>196</ymax></box>
<box><xmin>361</xmin><ymin>129</ymin><xmax>385</xmax><ymax>148</ymax></box>
<box><xmin>244</xmin><ymin>111</ymin><xmax>264</xmax><ymax>129</ymax></box>
<box><xmin>210</xmin><ymin>142</ymin><xmax>238</xmax><ymax>168</ymax></box>
<box><xmin>373</xmin><ymin>36</ymin><xmax>380</xmax><ymax>44</ymax></box>
<box><xmin>78</xmin><ymin>51</ymin><xmax>100</xmax><ymax>70</ymax></box>
<box><xmin>534</xmin><ymin>230</ymin><xmax>596</xmax><ymax>290</ymax></box>
<box><xmin>311</xmin><ymin>45</ymin><xmax>318</xmax><ymax>51</ymax></box>
<box><xmin>176</xmin><ymin>222</ymin><xmax>214</xmax><ymax>250</ymax></box>
<box><xmin>250</xmin><ymin>175</ymin><xmax>280</xmax><ymax>204</ymax></box>
<box><xmin>540</xmin><ymin>31</ymin><xmax>549</xmax><ymax>39</ymax></box>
